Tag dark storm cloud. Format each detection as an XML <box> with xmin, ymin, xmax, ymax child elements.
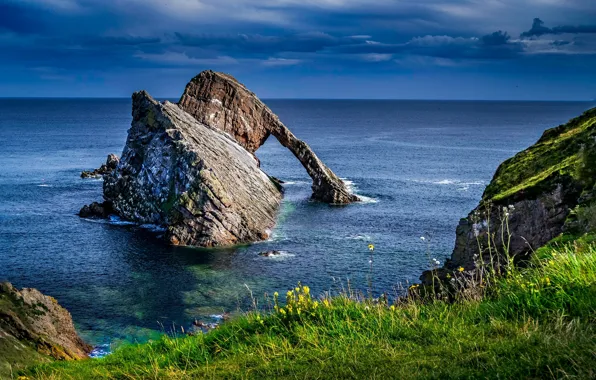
<box><xmin>1</xmin><ymin>0</ymin><xmax>595</xmax><ymax>98</ymax></box>
<box><xmin>481</xmin><ymin>31</ymin><xmax>510</xmax><ymax>46</ymax></box>
<box><xmin>521</xmin><ymin>18</ymin><xmax>596</xmax><ymax>38</ymax></box>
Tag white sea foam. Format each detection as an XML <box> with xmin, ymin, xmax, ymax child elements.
<box><xmin>37</xmin><ymin>184</ymin><xmax>53</xmax><ymax>187</ymax></box>
<box><xmin>140</xmin><ymin>224</ymin><xmax>167</xmax><ymax>232</ymax></box>
<box><xmin>340</xmin><ymin>178</ymin><xmax>379</xmax><ymax>204</ymax></box>
<box><xmin>89</xmin><ymin>344</ymin><xmax>111</xmax><ymax>358</ymax></box>
<box><xmin>348</xmin><ymin>233</ymin><xmax>372</xmax><ymax>241</ymax></box>
<box><xmin>434</xmin><ymin>179</ymin><xmax>456</xmax><ymax>185</ymax></box>
<box><xmin>108</xmin><ymin>215</ymin><xmax>136</xmax><ymax>226</ymax></box>
<box><xmin>259</xmin><ymin>251</ymin><xmax>295</xmax><ymax>260</ymax></box>
<box><xmin>282</xmin><ymin>180</ymin><xmax>309</xmax><ymax>186</ymax></box>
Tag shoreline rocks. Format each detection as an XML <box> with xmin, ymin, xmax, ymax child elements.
<box><xmin>81</xmin><ymin>154</ymin><xmax>119</xmax><ymax>179</ymax></box>
<box><xmin>0</xmin><ymin>282</ymin><xmax>91</xmax><ymax>376</ymax></box>
<box><xmin>78</xmin><ymin>201</ymin><xmax>114</xmax><ymax>219</ymax></box>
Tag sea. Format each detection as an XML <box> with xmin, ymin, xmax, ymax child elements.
<box><xmin>0</xmin><ymin>98</ymin><xmax>593</xmax><ymax>351</ymax></box>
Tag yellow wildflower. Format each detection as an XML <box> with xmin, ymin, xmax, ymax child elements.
<box><xmin>458</xmin><ymin>267</ymin><xmax>465</xmax><ymax>272</ymax></box>
<box><xmin>368</xmin><ymin>244</ymin><xmax>375</xmax><ymax>251</ymax></box>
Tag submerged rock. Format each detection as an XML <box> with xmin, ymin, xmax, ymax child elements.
<box><xmin>102</xmin><ymin>91</ymin><xmax>283</xmax><ymax>247</ymax></box>
<box><xmin>423</xmin><ymin>107</ymin><xmax>596</xmax><ymax>283</ymax></box>
<box><xmin>0</xmin><ymin>282</ymin><xmax>91</xmax><ymax>375</ymax></box>
<box><xmin>178</xmin><ymin>70</ymin><xmax>359</xmax><ymax>204</ymax></box>
<box><xmin>81</xmin><ymin>154</ymin><xmax>119</xmax><ymax>178</ymax></box>
<box><xmin>258</xmin><ymin>250</ymin><xmax>282</xmax><ymax>257</ymax></box>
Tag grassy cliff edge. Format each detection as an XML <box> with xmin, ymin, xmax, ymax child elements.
<box><xmin>22</xmin><ymin>108</ymin><xmax>596</xmax><ymax>379</ymax></box>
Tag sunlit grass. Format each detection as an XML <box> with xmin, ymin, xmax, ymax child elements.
<box><xmin>22</xmin><ymin>235</ymin><xmax>596</xmax><ymax>379</ymax></box>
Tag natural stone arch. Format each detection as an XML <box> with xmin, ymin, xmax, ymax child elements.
<box><xmin>178</xmin><ymin>70</ymin><xmax>359</xmax><ymax>204</ymax></box>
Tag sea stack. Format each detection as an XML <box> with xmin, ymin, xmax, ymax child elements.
<box><xmin>83</xmin><ymin>71</ymin><xmax>358</xmax><ymax>247</ymax></box>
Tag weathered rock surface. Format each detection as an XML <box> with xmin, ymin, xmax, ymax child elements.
<box><xmin>178</xmin><ymin>70</ymin><xmax>359</xmax><ymax>204</ymax></box>
<box><xmin>78</xmin><ymin>201</ymin><xmax>114</xmax><ymax>219</ymax></box>
<box><xmin>0</xmin><ymin>282</ymin><xmax>91</xmax><ymax>376</ymax></box>
<box><xmin>81</xmin><ymin>154</ymin><xmax>119</xmax><ymax>178</ymax></box>
<box><xmin>102</xmin><ymin>91</ymin><xmax>283</xmax><ymax>247</ymax></box>
<box><xmin>423</xmin><ymin>107</ymin><xmax>596</xmax><ymax>283</ymax></box>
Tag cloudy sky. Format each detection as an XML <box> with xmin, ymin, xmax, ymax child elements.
<box><xmin>1</xmin><ymin>0</ymin><xmax>595</xmax><ymax>99</ymax></box>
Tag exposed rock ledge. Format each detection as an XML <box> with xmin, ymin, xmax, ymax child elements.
<box><xmin>422</xmin><ymin>107</ymin><xmax>596</xmax><ymax>283</ymax></box>
<box><xmin>178</xmin><ymin>71</ymin><xmax>359</xmax><ymax>204</ymax></box>
<box><xmin>0</xmin><ymin>282</ymin><xmax>91</xmax><ymax>376</ymax></box>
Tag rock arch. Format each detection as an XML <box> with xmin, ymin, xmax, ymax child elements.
<box><xmin>178</xmin><ymin>70</ymin><xmax>359</xmax><ymax>204</ymax></box>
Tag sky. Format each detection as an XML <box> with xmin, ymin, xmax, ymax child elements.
<box><xmin>0</xmin><ymin>0</ymin><xmax>595</xmax><ymax>99</ymax></box>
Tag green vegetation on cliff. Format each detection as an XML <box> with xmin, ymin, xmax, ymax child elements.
<box><xmin>483</xmin><ymin>107</ymin><xmax>596</xmax><ymax>202</ymax></box>
<box><xmin>24</xmin><ymin>234</ymin><xmax>596</xmax><ymax>379</ymax></box>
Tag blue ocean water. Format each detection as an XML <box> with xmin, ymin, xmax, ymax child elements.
<box><xmin>0</xmin><ymin>99</ymin><xmax>593</xmax><ymax>348</ymax></box>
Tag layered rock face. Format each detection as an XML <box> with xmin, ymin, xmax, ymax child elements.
<box><xmin>0</xmin><ymin>282</ymin><xmax>91</xmax><ymax>375</ymax></box>
<box><xmin>428</xmin><ymin>107</ymin><xmax>596</xmax><ymax>280</ymax></box>
<box><xmin>103</xmin><ymin>91</ymin><xmax>283</xmax><ymax>247</ymax></box>
<box><xmin>178</xmin><ymin>70</ymin><xmax>358</xmax><ymax>204</ymax></box>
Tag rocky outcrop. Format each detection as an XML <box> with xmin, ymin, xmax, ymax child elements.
<box><xmin>78</xmin><ymin>201</ymin><xmax>114</xmax><ymax>219</ymax></box>
<box><xmin>0</xmin><ymin>282</ymin><xmax>91</xmax><ymax>376</ymax></box>
<box><xmin>178</xmin><ymin>70</ymin><xmax>359</xmax><ymax>204</ymax></box>
<box><xmin>102</xmin><ymin>91</ymin><xmax>283</xmax><ymax>247</ymax></box>
<box><xmin>81</xmin><ymin>154</ymin><xmax>119</xmax><ymax>178</ymax></box>
<box><xmin>424</xmin><ymin>107</ymin><xmax>596</xmax><ymax>282</ymax></box>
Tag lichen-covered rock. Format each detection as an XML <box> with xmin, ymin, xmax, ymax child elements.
<box><xmin>178</xmin><ymin>70</ymin><xmax>359</xmax><ymax>204</ymax></box>
<box><xmin>0</xmin><ymin>282</ymin><xmax>91</xmax><ymax>376</ymax></box>
<box><xmin>423</xmin><ymin>107</ymin><xmax>596</xmax><ymax>282</ymax></box>
<box><xmin>81</xmin><ymin>154</ymin><xmax>119</xmax><ymax>178</ymax></box>
<box><xmin>102</xmin><ymin>91</ymin><xmax>283</xmax><ymax>247</ymax></box>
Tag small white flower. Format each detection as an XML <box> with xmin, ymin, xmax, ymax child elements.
<box><xmin>420</xmin><ymin>236</ymin><xmax>426</xmax><ymax>241</ymax></box>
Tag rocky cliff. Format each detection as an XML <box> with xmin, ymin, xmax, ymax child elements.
<box><xmin>102</xmin><ymin>91</ymin><xmax>283</xmax><ymax>247</ymax></box>
<box><xmin>429</xmin><ymin>107</ymin><xmax>596</xmax><ymax>280</ymax></box>
<box><xmin>178</xmin><ymin>71</ymin><xmax>359</xmax><ymax>204</ymax></box>
<box><xmin>0</xmin><ymin>282</ymin><xmax>91</xmax><ymax>376</ymax></box>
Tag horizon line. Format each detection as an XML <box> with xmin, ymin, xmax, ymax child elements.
<box><xmin>0</xmin><ymin>97</ymin><xmax>594</xmax><ymax>102</ymax></box>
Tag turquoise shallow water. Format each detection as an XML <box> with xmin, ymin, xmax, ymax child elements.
<box><xmin>0</xmin><ymin>99</ymin><xmax>593</xmax><ymax>349</ymax></box>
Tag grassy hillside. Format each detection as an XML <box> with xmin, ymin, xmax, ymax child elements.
<box><xmin>483</xmin><ymin>107</ymin><xmax>596</xmax><ymax>202</ymax></box>
<box><xmin>22</xmin><ymin>234</ymin><xmax>596</xmax><ymax>379</ymax></box>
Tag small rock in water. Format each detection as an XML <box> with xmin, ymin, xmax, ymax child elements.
<box><xmin>81</xmin><ymin>154</ymin><xmax>119</xmax><ymax>179</ymax></box>
<box><xmin>259</xmin><ymin>250</ymin><xmax>282</xmax><ymax>257</ymax></box>
<box><xmin>78</xmin><ymin>201</ymin><xmax>114</xmax><ymax>218</ymax></box>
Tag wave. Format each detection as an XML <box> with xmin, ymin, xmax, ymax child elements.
<box><xmin>139</xmin><ymin>224</ymin><xmax>167</xmax><ymax>232</ymax></box>
<box><xmin>340</xmin><ymin>178</ymin><xmax>379</xmax><ymax>204</ymax></box>
<box><xmin>89</xmin><ymin>344</ymin><xmax>111</xmax><ymax>358</ymax></box>
<box><xmin>347</xmin><ymin>233</ymin><xmax>372</xmax><ymax>241</ymax></box>
<box><xmin>37</xmin><ymin>184</ymin><xmax>53</xmax><ymax>187</ymax></box>
<box><xmin>258</xmin><ymin>251</ymin><xmax>295</xmax><ymax>260</ymax></box>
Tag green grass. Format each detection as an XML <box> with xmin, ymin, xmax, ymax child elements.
<box><xmin>22</xmin><ymin>235</ymin><xmax>596</xmax><ymax>379</ymax></box>
<box><xmin>483</xmin><ymin>107</ymin><xmax>596</xmax><ymax>202</ymax></box>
